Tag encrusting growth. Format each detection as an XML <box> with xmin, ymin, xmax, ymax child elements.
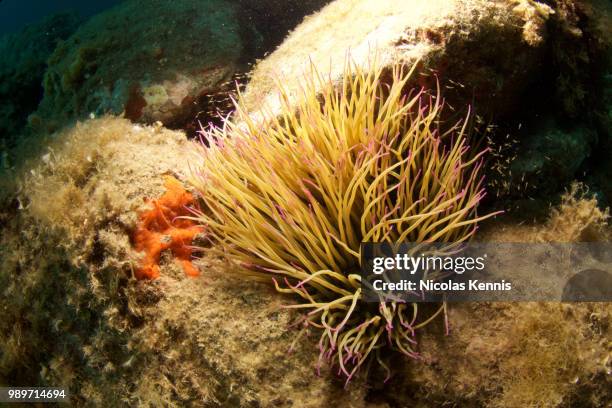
<box><xmin>132</xmin><ymin>176</ymin><xmax>204</xmax><ymax>279</ymax></box>
<box><xmin>187</xmin><ymin>59</ymin><xmax>500</xmax><ymax>383</ymax></box>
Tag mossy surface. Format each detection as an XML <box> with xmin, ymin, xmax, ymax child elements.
<box><xmin>0</xmin><ymin>117</ymin><xmax>365</xmax><ymax>406</ymax></box>
<box><xmin>0</xmin><ymin>117</ymin><xmax>192</xmax><ymax>404</ymax></box>
<box><xmin>375</xmin><ymin>188</ymin><xmax>611</xmax><ymax>407</ymax></box>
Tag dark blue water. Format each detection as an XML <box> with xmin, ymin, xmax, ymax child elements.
<box><xmin>0</xmin><ymin>0</ymin><xmax>122</xmax><ymax>35</ymax></box>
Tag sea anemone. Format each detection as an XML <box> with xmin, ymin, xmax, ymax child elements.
<box><xmin>187</xmin><ymin>59</ymin><xmax>498</xmax><ymax>383</ymax></box>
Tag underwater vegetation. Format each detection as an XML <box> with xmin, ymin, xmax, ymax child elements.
<box><xmin>132</xmin><ymin>176</ymin><xmax>204</xmax><ymax>280</ymax></box>
<box><xmin>0</xmin><ymin>0</ymin><xmax>610</xmax><ymax>405</ymax></box>
<box><xmin>188</xmin><ymin>60</ymin><xmax>500</xmax><ymax>383</ymax></box>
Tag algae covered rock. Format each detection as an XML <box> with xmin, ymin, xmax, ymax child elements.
<box><xmin>383</xmin><ymin>189</ymin><xmax>611</xmax><ymax>407</ymax></box>
<box><xmin>0</xmin><ymin>117</ymin><xmax>196</xmax><ymax>400</ymax></box>
<box><xmin>33</xmin><ymin>0</ymin><xmax>260</xmax><ymax>134</ymax></box>
<box><xmin>3</xmin><ymin>125</ymin><xmax>609</xmax><ymax>406</ymax></box>
<box><xmin>242</xmin><ymin>0</ymin><xmax>552</xmax><ymax>120</ymax></box>
<box><xmin>0</xmin><ymin>12</ymin><xmax>82</xmax><ymax>151</ymax></box>
<box><xmin>0</xmin><ymin>117</ymin><xmax>366</xmax><ymax>406</ymax></box>
<box><xmin>392</xmin><ymin>302</ymin><xmax>611</xmax><ymax>407</ymax></box>
<box><xmin>243</xmin><ymin>0</ymin><xmax>612</xmax><ymax>208</ymax></box>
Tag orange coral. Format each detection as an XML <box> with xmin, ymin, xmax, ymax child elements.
<box><xmin>133</xmin><ymin>176</ymin><xmax>203</xmax><ymax>279</ymax></box>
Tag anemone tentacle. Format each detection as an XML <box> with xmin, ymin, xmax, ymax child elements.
<box><xmin>188</xmin><ymin>58</ymin><xmax>499</xmax><ymax>383</ymax></box>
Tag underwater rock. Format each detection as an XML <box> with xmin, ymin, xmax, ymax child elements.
<box><xmin>493</xmin><ymin>0</ymin><xmax>612</xmax><ymax>209</ymax></box>
<box><xmin>587</xmin><ymin>43</ymin><xmax>612</xmax><ymax>204</ymax></box>
<box><xmin>0</xmin><ymin>12</ymin><xmax>82</xmax><ymax>152</ymax></box>
<box><xmin>0</xmin><ymin>117</ymin><xmax>366</xmax><ymax>406</ymax></box>
<box><xmin>243</xmin><ymin>0</ymin><xmax>612</xmax><ymax>208</ymax></box>
<box><xmin>384</xmin><ymin>190</ymin><xmax>611</xmax><ymax>407</ymax></box>
<box><xmin>546</xmin><ymin>0</ymin><xmax>612</xmax><ymax>120</ymax></box>
<box><xmin>1</xmin><ymin>2</ymin><xmax>610</xmax><ymax>405</ymax></box>
<box><xmin>33</xmin><ymin>0</ymin><xmax>258</xmax><ymax>134</ymax></box>
<box><xmin>393</xmin><ymin>302</ymin><xmax>611</xmax><ymax>407</ymax></box>
<box><xmin>0</xmin><ymin>117</ymin><xmax>196</xmax><ymax>400</ymax></box>
<box><xmin>242</xmin><ymin>0</ymin><xmax>553</xmax><ymax>120</ymax></box>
